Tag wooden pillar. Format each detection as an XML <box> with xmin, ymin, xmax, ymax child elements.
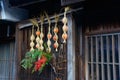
<box><xmin>67</xmin><ymin>14</ymin><xmax>76</xmax><ymax>80</ymax></box>
<box><xmin>15</xmin><ymin>26</ymin><xmax>23</xmax><ymax>80</ymax></box>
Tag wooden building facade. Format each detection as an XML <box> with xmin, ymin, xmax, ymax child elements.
<box><xmin>0</xmin><ymin>0</ymin><xmax>120</xmax><ymax>80</ymax></box>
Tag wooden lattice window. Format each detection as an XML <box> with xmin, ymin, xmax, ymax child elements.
<box><xmin>85</xmin><ymin>24</ymin><xmax>120</xmax><ymax>80</ymax></box>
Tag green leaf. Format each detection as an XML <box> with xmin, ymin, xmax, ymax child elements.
<box><xmin>21</xmin><ymin>64</ymin><xmax>27</xmax><ymax>70</ymax></box>
<box><xmin>32</xmin><ymin>69</ymin><xmax>35</xmax><ymax>73</ymax></box>
<box><xmin>20</xmin><ymin>43</ymin><xmax>53</xmax><ymax>74</ymax></box>
<box><xmin>20</xmin><ymin>59</ymin><xmax>25</xmax><ymax>64</ymax></box>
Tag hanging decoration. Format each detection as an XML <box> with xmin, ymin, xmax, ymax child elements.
<box><xmin>30</xmin><ymin>25</ymin><xmax>35</xmax><ymax>51</ymax></box>
<box><xmin>53</xmin><ymin>14</ymin><xmax>59</xmax><ymax>51</ymax></box>
<box><xmin>20</xmin><ymin>47</ymin><xmax>52</xmax><ymax>73</ymax></box>
<box><xmin>30</xmin><ymin>19</ymin><xmax>40</xmax><ymax>49</ymax></box>
<box><xmin>21</xmin><ymin>7</ymin><xmax>69</xmax><ymax>74</ymax></box>
<box><xmin>35</xmin><ymin>22</ymin><xmax>41</xmax><ymax>49</ymax></box>
<box><xmin>62</xmin><ymin>7</ymin><xmax>69</xmax><ymax>43</ymax></box>
<box><xmin>45</xmin><ymin>12</ymin><xmax>52</xmax><ymax>52</ymax></box>
<box><xmin>21</xmin><ymin>18</ymin><xmax>52</xmax><ymax>74</ymax></box>
<box><xmin>39</xmin><ymin>15</ymin><xmax>44</xmax><ymax>51</ymax></box>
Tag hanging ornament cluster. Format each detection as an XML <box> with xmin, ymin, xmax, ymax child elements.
<box><xmin>21</xmin><ymin>7</ymin><xmax>70</xmax><ymax>74</ymax></box>
<box><xmin>62</xmin><ymin>7</ymin><xmax>69</xmax><ymax>43</ymax></box>
<box><xmin>21</xmin><ymin>18</ymin><xmax>52</xmax><ymax>73</ymax></box>
<box><xmin>29</xmin><ymin>7</ymin><xmax>69</xmax><ymax>52</ymax></box>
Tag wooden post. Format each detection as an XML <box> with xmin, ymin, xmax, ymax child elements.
<box><xmin>15</xmin><ymin>26</ymin><xmax>23</xmax><ymax>80</ymax></box>
<box><xmin>67</xmin><ymin>14</ymin><xmax>76</xmax><ymax>80</ymax></box>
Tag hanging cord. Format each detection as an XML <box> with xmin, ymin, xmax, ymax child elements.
<box><xmin>29</xmin><ymin>18</ymin><xmax>39</xmax><ymax>27</ymax></box>
<box><xmin>55</xmin><ymin>14</ymin><xmax>59</xmax><ymax>26</ymax></box>
<box><xmin>39</xmin><ymin>14</ymin><xmax>44</xmax><ymax>50</ymax></box>
<box><xmin>30</xmin><ymin>25</ymin><xmax>35</xmax><ymax>51</ymax></box>
<box><xmin>53</xmin><ymin>14</ymin><xmax>59</xmax><ymax>51</ymax></box>
<box><xmin>44</xmin><ymin>11</ymin><xmax>51</xmax><ymax>32</ymax></box>
<box><xmin>40</xmin><ymin>14</ymin><xmax>44</xmax><ymax>33</ymax></box>
<box><xmin>64</xmin><ymin>7</ymin><xmax>70</xmax><ymax>17</ymax></box>
<box><xmin>30</xmin><ymin>19</ymin><xmax>40</xmax><ymax>49</ymax></box>
<box><xmin>29</xmin><ymin>19</ymin><xmax>36</xmax><ymax>51</ymax></box>
<box><xmin>45</xmin><ymin>12</ymin><xmax>52</xmax><ymax>52</ymax></box>
<box><xmin>62</xmin><ymin>7</ymin><xmax>70</xmax><ymax>43</ymax></box>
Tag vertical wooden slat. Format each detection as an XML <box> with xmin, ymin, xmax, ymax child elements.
<box><xmin>24</xmin><ymin>29</ymin><xmax>30</xmax><ymax>80</ymax></box>
<box><xmin>11</xmin><ymin>42</ymin><xmax>14</xmax><ymax>79</ymax></box>
<box><xmin>78</xmin><ymin>27</ymin><xmax>82</xmax><ymax>79</ymax></box>
<box><xmin>96</xmin><ymin>36</ymin><xmax>99</xmax><ymax>80</ymax></box>
<box><xmin>28</xmin><ymin>28</ymin><xmax>32</xmax><ymax>49</ymax></box>
<box><xmin>85</xmin><ymin>36</ymin><xmax>89</xmax><ymax>80</ymax></box>
<box><xmin>91</xmin><ymin>37</ymin><xmax>94</xmax><ymax>80</ymax></box>
<box><xmin>118</xmin><ymin>35</ymin><xmax>120</xmax><ymax>80</ymax></box>
<box><xmin>9</xmin><ymin>42</ymin><xmax>12</xmax><ymax>80</ymax></box>
<box><xmin>101</xmin><ymin>36</ymin><xmax>105</xmax><ymax>80</ymax></box>
<box><xmin>79</xmin><ymin>25</ymin><xmax>83</xmax><ymax>80</ymax></box>
<box><xmin>4</xmin><ymin>43</ymin><xmax>6</xmax><ymax>79</ymax></box>
<box><xmin>106</xmin><ymin>36</ymin><xmax>111</xmax><ymax>80</ymax></box>
<box><xmin>112</xmin><ymin>35</ymin><xmax>116</xmax><ymax>80</ymax></box>
<box><xmin>24</xmin><ymin>29</ymin><xmax>28</xmax><ymax>51</ymax></box>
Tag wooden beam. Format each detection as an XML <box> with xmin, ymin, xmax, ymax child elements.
<box><xmin>67</xmin><ymin>14</ymin><xmax>76</xmax><ymax>80</ymax></box>
<box><xmin>61</xmin><ymin>0</ymin><xmax>84</xmax><ymax>6</ymax></box>
<box><xmin>18</xmin><ymin>7</ymin><xmax>83</xmax><ymax>30</ymax></box>
<box><xmin>11</xmin><ymin>0</ymin><xmax>46</xmax><ymax>7</ymax></box>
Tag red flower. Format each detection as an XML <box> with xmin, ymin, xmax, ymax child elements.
<box><xmin>41</xmin><ymin>56</ymin><xmax>47</xmax><ymax>63</ymax></box>
<box><xmin>35</xmin><ymin>61</ymin><xmax>41</xmax><ymax>71</ymax></box>
<box><xmin>34</xmin><ymin>56</ymin><xmax>47</xmax><ymax>71</ymax></box>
